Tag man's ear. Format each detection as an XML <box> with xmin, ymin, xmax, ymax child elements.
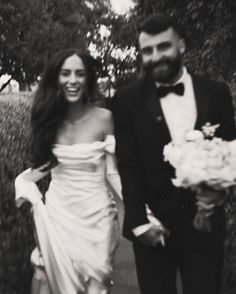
<box><xmin>179</xmin><ymin>38</ymin><xmax>186</xmax><ymax>54</ymax></box>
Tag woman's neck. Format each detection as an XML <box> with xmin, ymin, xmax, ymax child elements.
<box><xmin>65</xmin><ymin>101</ymin><xmax>89</xmax><ymax>123</ymax></box>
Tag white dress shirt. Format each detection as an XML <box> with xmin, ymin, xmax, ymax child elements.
<box><xmin>133</xmin><ymin>67</ymin><xmax>197</xmax><ymax>236</ymax></box>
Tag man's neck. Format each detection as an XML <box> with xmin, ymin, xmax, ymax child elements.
<box><xmin>155</xmin><ymin>67</ymin><xmax>184</xmax><ymax>87</ymax></box>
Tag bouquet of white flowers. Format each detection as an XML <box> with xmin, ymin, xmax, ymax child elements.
<box><xmin>163</xmin><ymin>123</ymin><xmax>236</xmax><ymax>231</ymax></box>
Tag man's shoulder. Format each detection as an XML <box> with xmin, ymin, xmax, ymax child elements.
<box><xmin>111</xmin><ymin>78</ymin><xmax>146</xmax><ymax>111</ymax></box>
<box><xmin>191</xmin><ymin>73</ymin><xmax>229</xmax><ymax>92</ymax></box>
<box><xmin>115</xmin><ymin>78</ymin><xmax>145</xmax><ymax>99</ymax></box>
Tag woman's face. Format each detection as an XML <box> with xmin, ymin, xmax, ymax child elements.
<box><xmin>58</xmin><ymin>54</ymin><xmax>87</xmax><ymax>103</ymax></box>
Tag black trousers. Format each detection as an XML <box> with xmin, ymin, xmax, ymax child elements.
<box><xmin>132</xmin><ymin>208</ymin><xmax>225</xmax><ymax>294</ymax></box>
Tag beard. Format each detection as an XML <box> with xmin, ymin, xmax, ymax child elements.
<box><xmin>143</xmin><ymin>53</ymin><xmax>183</xmax><ymax>84</ymax></box>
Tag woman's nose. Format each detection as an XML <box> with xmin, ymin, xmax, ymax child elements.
<box><xmin>68</xmin><ymin>73</ymin><xmax>77</xmax><ymax>83</ymax></box>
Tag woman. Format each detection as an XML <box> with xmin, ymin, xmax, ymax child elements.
<box><xmin>15</xmin><ymin>49</ymin><xmax>121</xmax><ymax>294</ymax></box>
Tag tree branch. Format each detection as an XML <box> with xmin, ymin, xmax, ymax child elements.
<box><xmin>0</xmin><ymin>77</ymin><xmax>13</xmax><ymax>92</ymax></box>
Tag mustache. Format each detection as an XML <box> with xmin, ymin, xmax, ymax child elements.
<box><xmin>147</xmin><ymin>59</ymin><xmax>171</xmax><ymax>70</ymax></box>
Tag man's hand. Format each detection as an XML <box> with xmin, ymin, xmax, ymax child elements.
<box><xmin>137</xmin><ymin>224</ymin><xmax>170</xmax><ymax>247</ymax></box>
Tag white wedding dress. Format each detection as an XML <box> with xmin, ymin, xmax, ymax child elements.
<box><xmin>15</xmin><ymin>135</ymin><xmax>120</xmax><ymax>294</ymax></box>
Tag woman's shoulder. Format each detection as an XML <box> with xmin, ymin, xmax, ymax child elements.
<box><xmin>90</xmin><ymin>105</ymin><xmax>112</xmax><ymax>122</ymax></box>
<box><xmin>89</xmin><ymin>105</ymin><xmax>113</xmax><ymax>136</ymax></box>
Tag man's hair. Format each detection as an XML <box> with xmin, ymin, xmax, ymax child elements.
<box><xmin>138</xmin><ymin>12</ymin><xmax>183</xmax><ymax>38</ymax></box>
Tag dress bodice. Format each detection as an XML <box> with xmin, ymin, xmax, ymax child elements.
<box><xmin>53</xmin><ymin>135</ymin><xmax>114</xmax><ymax>170</ymax></box>
<box><xmin>52</xmin><ymin>139</ymin><xmax>111</xmax><ymax>179</ymax></box>
<box><xmin>46</xmin><ymin>135</ymin><xmax>116</xmax><ymax>216</ymax></box>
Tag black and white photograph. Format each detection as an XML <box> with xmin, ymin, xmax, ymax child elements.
<box><xmin>1</xmin><ymin>1</ymin><xmax>236</xmax><ymax>293</ymax></box>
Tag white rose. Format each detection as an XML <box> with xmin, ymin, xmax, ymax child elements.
<box><xmin>163</xmin><ymin>144</ymin><xmax>183</xmax><ymax>168</ymax></box>
<box><xmin>163</xmin><ymin>143</ymin><xmax>173</xmax><ymax>161</ymax></box>
<box><xmin>220</xmin><ymin>166</ymin><xmax>236</xmax><ymax>182</ymax></box>
<box><xmin>207</xmin><ymin>155</ymin><xmax>224</xmax><ymax>169</ymax></box>
<box><xmin>229</xmin><ymin>157</ymin><xmax>236</xmax><ymax>174</ymax></box>
<box><xmin>184</xmin><ymin>149</ymin><xmax>208</xmax><ymax>169</ymax></box>
<box><xmin>228</xmin><ymin>140</ymin><xmax>236</xmax><ymax>157</ymax></box>
<box><xmin>185</xmin><ymin>130</ymin><xmax>204</xmax><ymax>142</ymax></box>
<box><xmin>174</xmin><ymin>166</ymin><xmax>207</xmax><ymax>187</ymax></box>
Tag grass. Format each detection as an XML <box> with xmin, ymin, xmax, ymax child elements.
<box><xmin>0</xmin><ymin>92</ymin><xmax>34</xmax><ymax>294</ymax></box>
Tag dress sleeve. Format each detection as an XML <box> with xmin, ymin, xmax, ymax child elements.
<box><xmin>15</xmin><ymin>167</ymin><xmax>49</xmax><ymax>207</ymax></box>
<box><xmin>105</xmin><ymin>135</ymin><xmax>123</xmax><ymax>200</ymax></box>
<box><xmin>104</xmin><ymin>135</ymin><xmax>117</xmax><ymax>174</ymax></box>
<box><xmin>15</xmin><ymin>168</ymin><xmax>85</xmax><ymax>293</ymax></box>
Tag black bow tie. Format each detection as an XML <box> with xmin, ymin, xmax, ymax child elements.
<box><xmin>156</xmin><ymin>83</ymin><xmax>185</xmax><ymax>98</ymax></box>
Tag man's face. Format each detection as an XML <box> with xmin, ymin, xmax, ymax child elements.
<box><xmin>138</xmin><ymin>28</ymin><xmax>185</xmax><ymax>83</ymax></box>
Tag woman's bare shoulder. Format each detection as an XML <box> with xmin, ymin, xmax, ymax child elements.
<box><xmin>89</xmin><ymin>105</ymin><xmax>113</xmax><ymax>135</ymax></box>
<box><xmin>91</xmin><ymin>105</ymin><xmax>112</xmax><ymax>121</ymax></box>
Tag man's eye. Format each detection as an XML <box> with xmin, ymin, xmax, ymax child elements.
<box><xmin>141</xmin><ymin>48</ymin><xmax>153</xmax><ymax>55</ymax></box>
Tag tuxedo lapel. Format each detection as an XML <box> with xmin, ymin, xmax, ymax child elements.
<box><xmin>192</xmin><ymin>76</ymin><xmax>211</xmax><ymax>130</ymax></box>
<box><xmin>143</xmin><ymin>79</ymin><xmax>171</xmax><ymax>144</ymax></box>
<box><xmin>142</xmin><ymin>75</ymin><xmax>211</xmax><ymax>144</ymax></box>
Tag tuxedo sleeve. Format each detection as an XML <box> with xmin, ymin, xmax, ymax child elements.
<box><xmin>112</xmin><ymin>91</ymin><xmax>149</xmax><ymax>232</ymax></box>
<box><xmin>215</xmin><ymin>82</ymin><xmax>236</xmax><ymax>140</ymax></box>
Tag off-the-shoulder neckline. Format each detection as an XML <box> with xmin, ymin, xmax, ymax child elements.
<box><xmin>54</xmin><ymin>140</ymin><xmax>104</xmax><ymax>147</ymax></box>
<box><xmin>53</xmin><ymin>135</ymin><xmax>114</xmax><ymax>147</ymax></box>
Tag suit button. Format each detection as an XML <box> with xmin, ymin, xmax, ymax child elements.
<box><xmin>156</xmin><ymin>115</ymin><xmax>162</xmax><ymax>122</ymax></box>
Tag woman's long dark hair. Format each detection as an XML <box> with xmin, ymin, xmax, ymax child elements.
<box><xmin>30</xmin><ymin>48</ymin><xmax>100</xmax><ymax>171</ymax></box>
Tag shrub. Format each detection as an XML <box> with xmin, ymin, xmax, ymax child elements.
<box><xmin>0</xmin><ymin>93</ymin><xmax>34</xmax><ymax>294</ymax></box>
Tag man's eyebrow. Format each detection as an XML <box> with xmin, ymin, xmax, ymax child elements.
<box><xmin>157</xmin><ymin>41</ymin><xmax>172</xmax><ymax>46</ymax></box>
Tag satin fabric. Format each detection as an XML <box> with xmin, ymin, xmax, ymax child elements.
<box><xmin>15</xmin><ymin>136</ymin><xmax>119</xmax><ymax>294</ymax></box>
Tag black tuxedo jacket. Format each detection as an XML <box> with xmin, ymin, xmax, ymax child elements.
<box><xmin>112</xmin><ymin>74</ymin><xmax>236</xmax><ymax>240</ymax></box>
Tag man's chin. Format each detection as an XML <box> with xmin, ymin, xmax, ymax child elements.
<box><xmin>151</xmin><ymin>73</ymin><xmax>172</xmax><ymax>84</ymax></box>
<box><xmin>148</xmin><ymin>67</ymin><xmax>169</xmax><ymax>82</ymax></box>
<box><xmin>147</xmin><ymin>61</ymin><xmax>182</xmax><ymax>83</ymax></box>
<box><xmin>151</xmin><ymin>69</ymin><xmax>180</xmax><ymax>84</ymax></box>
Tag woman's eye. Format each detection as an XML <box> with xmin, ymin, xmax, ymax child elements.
<box><xmin>76</xmin><ymin>71</ymin><xmax>86</xmax><ymax>78</ymax></box>
<box><xmin>60</xmin><ymin>71</ymin><xmax>70</xmax><ymax>77</ymax></box>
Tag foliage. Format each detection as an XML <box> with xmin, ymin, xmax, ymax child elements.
<box><xmin>0</xmin><ymin>93</ymin><xmax>52</xmax><ymax>293</ymax></box>
<box><xmin>0</xmin><ymin>0</ymin><xmax>139</xmax><ymax>89</ymax></box>
<box><xmin>131</xmin><ymin>0</ymin><xmax>236</xmax><ymax>84</ymax></box>
<box><xmin>223</xmin><ymin>189</ymin><xmax>236</xmax><ymax>294</ymax></box>
<box><xmin>0</xmin><ymin>93</ymin><xmax>34</xmax><ymax>293</ymax></box>
<box><xmin>92</xmin><ymin>0</ymin><xmax>236</xmax><ymax>89</ymax></box>
<box><xmin>0</xmin><ymin>0</ymin><xmax>113</xmax><ymax>88</ymax></box>
<box><xmin>1</xmin><ymin>0</ymin><xmax>236</xmax><ymax>92</ymax></box>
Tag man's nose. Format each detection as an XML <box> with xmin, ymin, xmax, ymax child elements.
<box><xmin>151</xmin><ymin>48</ymin><xmax>161</xmax><ymax>62</ymax></box>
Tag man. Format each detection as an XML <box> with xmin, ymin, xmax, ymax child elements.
<box><xmin>112</xmin><ymin>13</ymin><xmax>236</xmax><ymax>294</ymax></box>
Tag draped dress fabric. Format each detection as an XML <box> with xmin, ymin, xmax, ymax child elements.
<box><xmin>15</xmin><ymin>135</ymin><xmax>120</xmax><ymax>294</ymax></box>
